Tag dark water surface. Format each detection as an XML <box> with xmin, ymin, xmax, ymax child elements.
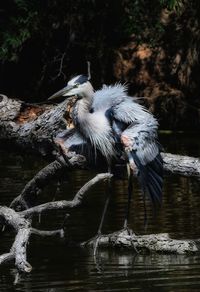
<box><xmin>0</xmin><ymin>132</ymin><xmax>200</xmax><ymax>291</ymax></box>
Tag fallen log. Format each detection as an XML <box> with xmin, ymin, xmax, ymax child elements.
<box><xmin>1</xmin><ymin>94</ymin><xmax>200</xmax><ymax>177</ymax></box>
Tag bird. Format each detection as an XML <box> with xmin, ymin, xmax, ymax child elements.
<box><xmin>49</xmin><ymin>74</ymin><xmax>163</xmax><ymax>232</ymax></box>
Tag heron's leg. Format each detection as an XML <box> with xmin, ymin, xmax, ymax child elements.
<box><xmin>97</xmin><ymin>164</ymin><xmax>112</xmax><ymax>235</ymax></box>
<box><xmin>93</xmin><ymin>165</ymin><xmax>112</xmax><ymax>256</ymax></box>
<box><xmin>54</xmin><ymin>137</ymin><xmax>68</xmax><ymax>155</ymax></box>
<box><xmin>123</xmin><ymin>163</ymin><xmax>133</xmax><ymax>230</ymax></box>
<box><xmin>97</xmin><ymin>175</ymin><xmax>112</xmax><ymax>236</ymax></box>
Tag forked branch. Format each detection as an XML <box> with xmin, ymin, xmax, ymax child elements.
<box><xmin>0</xmin><ymin>173</ymin><xmax>112</xmax><ymax>272</ymax></box>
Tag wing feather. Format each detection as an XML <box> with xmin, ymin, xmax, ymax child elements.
<box><xmin>92</xmin><ymin>84</ymin><xmax>128</xmax><ymax>112</ymax></box>
<box><xmin>55</xmin><ymin>128</ymin><xmax>93</xmax><ymax>159</ymax></box>
<box><xmin>111</xmin><ymin>98</ymin><xmax>163</xmax><ymax>207</ymax></box>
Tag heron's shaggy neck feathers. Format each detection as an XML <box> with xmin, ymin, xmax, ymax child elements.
<box><xmin>73</xmin><ymin>96</ymin><xmax>115</xmax><ymax>161</ymax></box>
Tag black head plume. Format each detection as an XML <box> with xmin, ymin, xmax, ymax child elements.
<box><xmin>75</xmin><ymin>75</ymin><xmax>89</xmax><ymax>84</ymax></box>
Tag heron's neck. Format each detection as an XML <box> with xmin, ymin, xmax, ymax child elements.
<box><xmin>73</xmin><ymin>94</ymin><xmax>93</xmax><ymax>128</ymax></box>
<box><xmin>77</xmin><ymin>97</ymin><xmax>92</xmax><ymax>114</ymax></box>
<box><xmin>76</xmin><ymin>86</ymin><xmax>94</xmax><ymax>114</ymax></box>
<box><xmin>77</xmin><ymin>82</ymin><xmax>94</xmax><ymax>102</ymax></box>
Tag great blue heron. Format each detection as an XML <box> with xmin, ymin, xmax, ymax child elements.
<box><xmin>49</xmin><ymin>75</ymin><xmax>163</xmax><ymax>232</ymax></box>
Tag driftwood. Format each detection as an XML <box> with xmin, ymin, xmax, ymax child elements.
<box><xmin>82</xmin><ymin>230</ymin><xmax>200</xmax><ymax>254</ymax></box>
<box><xmin>1</xmin><ymin>94</ymin><xmax>200</xmax><ymax>273</ymax></box>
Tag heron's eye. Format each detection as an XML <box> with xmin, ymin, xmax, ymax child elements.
<box><xmin>74</xmin><ymin>83</ymin><xmax>80</xmax><ymax>88</ymax></box>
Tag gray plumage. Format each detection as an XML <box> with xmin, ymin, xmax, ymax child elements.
<box><xmin>49</xmin><ymin>75</ymin><xmax>163</xmax><ymax>206</ymax></box>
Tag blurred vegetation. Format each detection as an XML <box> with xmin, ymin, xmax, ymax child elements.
<box><xmin>0</xmin><ymin>0</ymin><xmax>186</xmax><ymax>99</ymax></box>
<box><xmin>0</xmin><ymin>0</ymin><xmax>200</xmax><ymax>129</ymax></box>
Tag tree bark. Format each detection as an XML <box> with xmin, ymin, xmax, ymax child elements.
<box><xmin>81</xmin><ymin>230</ymin><xmax>200</xmax><ymax>254</ymax></box>
<box><xmin>0</xmin><ymin>94</ymin><xmax>69</xmax><ymax>155</ymax></box>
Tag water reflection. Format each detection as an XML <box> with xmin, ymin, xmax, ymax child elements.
<box><xmin>0</xmin><ymin>132</ymin><xmax>200</xmax><ymax>291</ymax></box>
<box><xmin>1</xmin><ymin>247</ymin><xmax>200</xmax><ymax>291</ymax></box>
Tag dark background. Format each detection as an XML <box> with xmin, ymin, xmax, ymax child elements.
<box><xmin>1</xmin><ymin>0</ymin><xmax>200</xmax><ymax>129</ymax></box>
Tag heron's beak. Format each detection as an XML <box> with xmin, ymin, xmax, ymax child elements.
<box><xmin>48</xmin><ymin>85</ymin><xmax>74</xmax><ymax>100</ymax></box>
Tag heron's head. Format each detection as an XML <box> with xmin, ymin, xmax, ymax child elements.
<box><xmin>48</xmin><ymin>75</ymin><xmax>94</xmax><ymax>100</ymax></box>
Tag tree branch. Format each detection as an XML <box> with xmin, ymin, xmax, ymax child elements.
<box><xmin>162</xmin><ymin>152</ymin><xmax>200</xmax><ymax>177</ymax></box>
<box><xmin>10</xmin><ymin>153</ymin><xmax>86</xmax><ymax>210</ymax></box>
<box><xmin>0</xmin><ymin>206</ymin><xmax>32</xmax><ymax>272</ymax></box>
<box><xmin>0</xmin><ymin>206</ymin><xmax>65</xmax><ymax>272</ymax></box>
<box><xmin>21</xmin><ymin>173</ymin><xmax>112</xmax><ymax>217</ymax></box>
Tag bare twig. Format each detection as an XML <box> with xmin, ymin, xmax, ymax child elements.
<box><xmin>31</xmin><ymin>228</ymin><xmax>64</xmax><ymax>238</ymax></box>
<box><xmin>87</xmin><ymin>61</ymin><xmax>91</xmax><ymax>80</ymax></box>
<box><xmin>51</xmin><ymin>52</ymin><xmax>67</xmax><ymax>81</ymax></box>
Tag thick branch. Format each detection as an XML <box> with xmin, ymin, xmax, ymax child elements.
<box><xmin>0</xmin><ymin>94</ymin><xmax>70</xmax><ymax>155</ymax></box>
<box><xmin>162</xmin><ymin>152</ymin><xmax>200</xmax><ymax>177</ymax></box>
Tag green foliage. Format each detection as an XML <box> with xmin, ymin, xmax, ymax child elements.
<box><xmin>0</xmin><ymin>0</ymin><xmax>39</xmax><ymax>61</ymax></box>
<box><xmin>1</xmin><ymin>0</ymin><xmax>197</xmax><ymax>99</ymax></box>
<box><xmin>0</xmin><ymin>0</ymin><xmax>176</xmax><ymax>63</ymax></box>
<box><xmin>159</xmin><ymin>0</ymin><xmax>184</xmax><ymax>10</ymax></box>
<box><xmin>121</xmin><ymin>0</ymin><xmax>166</xmax><ymax>45</ymax></box>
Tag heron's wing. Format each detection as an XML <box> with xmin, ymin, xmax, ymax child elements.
<box><xmin>129</xmin><ymin>128</ymin><xmax>163</xmax><ymax>207</ymax></box>
<box><xmin>112</xmin><ymin>101</ymin><xmax>163</xmax><ymax>207</ymax></box>
<box><xmin>55</xmin><ymin>128</ymin><xmax>91</xmax><ymax>157</ymax></box>
<box><xmin>92</xmin><ymin>84</ymin><xmax>128</xmax><ymax>112</ymax></box>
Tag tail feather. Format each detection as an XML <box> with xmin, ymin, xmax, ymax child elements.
<box><xmin>130</xmin><ymin>150</ymin><xmax>163</xmax><ymax>208</ymax></box>
<box><xmin>148</xmin><ymin>171</ymin><xmax>163</xmax><ymax>200</ymax></box>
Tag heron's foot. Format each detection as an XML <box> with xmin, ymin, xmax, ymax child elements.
<box><xmin>129</xmin><ymin>161</ymin><xmax>137</xmax><ymax>173</ymax></box>
<box><xmin>81</xmin><ymin>232</ymin><xmax>105</xmax><ymax>256</ymax></box>
<box><xmin>115</xmin><ymin>227</ymin><xmax>139</xmax><ymax>253</ymax></box>
<box><xmin>118</xmin><ymin>226</ymin><xmax>134</xmax><ymax>236</ymax></box>
<box><xmin>54</xmin><ymin>138</ymin><xmax>68</xmax><ymax>156</ymax></box>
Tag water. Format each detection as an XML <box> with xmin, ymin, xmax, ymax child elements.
<box><xmin>0</xmin><ymin>132</ymin><xmax>200</xmax><ymax>291</ymax></box>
